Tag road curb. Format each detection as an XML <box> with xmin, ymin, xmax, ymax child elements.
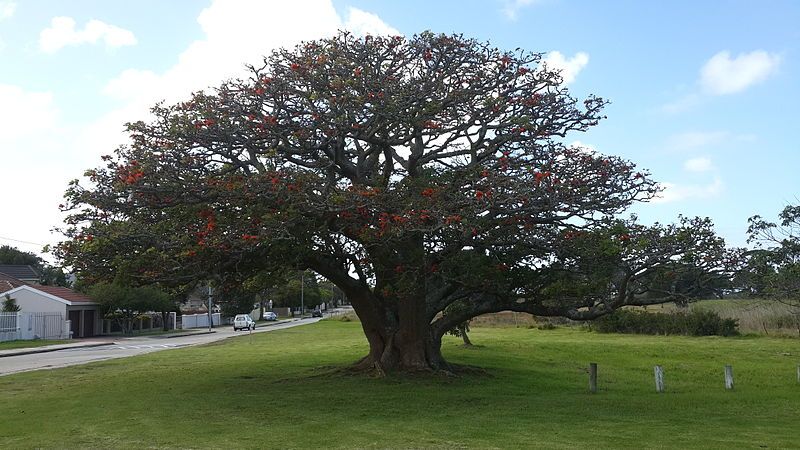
<box><xmin>157</xmin><ymin>330</ymin><xmax>217</xmax><ymax>339</ymax></box>
<box><xmin>0</xmin><ymin>342</ymin><xmax>116</xmax><ymax>358</ymax></box>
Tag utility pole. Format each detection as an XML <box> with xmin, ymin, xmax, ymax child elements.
<box><xmin>207</xmin><ymin>284</ymin><xmax>213</xmax><ymax>331</ymax></box>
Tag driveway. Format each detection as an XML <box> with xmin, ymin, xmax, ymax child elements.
<box><xmin>0</xmin><ymin>317</ymin><xmax>322</xmax><ymax>377</ymax></box>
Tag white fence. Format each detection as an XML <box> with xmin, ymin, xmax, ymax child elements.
<box><xmin>0</xmin><ymin>312</ymin><xmax>69</xmax><ymax>342</ymax></box>
<box><xmin>180</xmin><ymin>313</ymin><xmax>221</xmax><ymax>329</ymax></box>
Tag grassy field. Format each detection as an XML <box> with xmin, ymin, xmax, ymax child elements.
<box><xmin>1</xmin><ymin>321</ymin><xmax>798</xmax><ymax>449</ymax></box>
<box><xmin>0</xmin><ymin>339</ymin><xmax>70</xmax><ymax>350</ymax></box>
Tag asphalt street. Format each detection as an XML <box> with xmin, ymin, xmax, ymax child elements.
<box><xmin>0</xmin><ymin>317</ymin><xmax>321</xmax><ymax>377</ymax></box>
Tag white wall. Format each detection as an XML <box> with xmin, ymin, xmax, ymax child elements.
<box><xmin>6</xmin><ymin>289</ymin><xmax>66</xmax><ymax>316</ymax></box>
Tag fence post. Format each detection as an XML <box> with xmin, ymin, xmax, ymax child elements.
<box><xmin>654</xmin><ymin>365</ymin><xmax>665</xmax><ymax>393</ymax></box>
<box><xmin>589</xmin><ymin>363</ymin><xmax>598</xmax><ymax>393</ymax></box>
<box><xmin>724</xmin><ymin>365</ymin><xmax>734</xmax><ymax>390</ymax></box>
<box><xmin>796</xmin><ymin>364</ymin><xmax>799</xmax><ymax>384</ymax></box>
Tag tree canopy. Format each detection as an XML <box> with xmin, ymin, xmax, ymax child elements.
<box><xmin>743</xmin><ymin>204</ymin><xmax>800</xmax><ymax>334</ymax></box>
<box><xmin>56</xmin><ymin>32</ymin><xmax>732</xmax><ymax>373</ymax></box>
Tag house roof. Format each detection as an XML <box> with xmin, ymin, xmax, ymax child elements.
<box><xmin>0</xmin><ymin>274</ymin><xmax>95</xmax><ymax>305</ymax></box>
<box><xmin>0</xmin><ymin>272</ymin><xmax>26</xmax><ymax>292</ymax></box>
<box><xmin>31</xmin><ymin>285</ymin><xmax>95</xmax><ymax>303</ymax></box>
<box><xmin>0</xmin><ymin>265</ymin><xmax>40</xmax><ymax>281</ymax></box>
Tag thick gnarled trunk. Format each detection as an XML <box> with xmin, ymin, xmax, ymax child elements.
<box><xmin>355</xmin><ymin>321</ymin><xmax>449</xmax><ymax>374</ymax></box>
<box><xmin>349</xmin><ymin>291</ymin><xmax>449</xmax><ymax>374</ymax></box>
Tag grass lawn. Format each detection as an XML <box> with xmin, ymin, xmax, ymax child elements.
<box><xmin>0</xmin><ymin>339</ymin><xmax>70</xmax><ymax>351</ymax></box>
<box><xmin>1</xmin><ymin>321</ymin><xmax>798</xmax><ymax>449</ymax></box>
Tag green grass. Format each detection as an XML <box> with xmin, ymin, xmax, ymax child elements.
<box><xmin>1</xmin><ymin>322</ymin><xmax>799</xmax><ymax>449</ymax></box>
<box><xmin>0</xmin><ymin>339</ymin><xmax>70</xmax><ymax>350</ymax></box>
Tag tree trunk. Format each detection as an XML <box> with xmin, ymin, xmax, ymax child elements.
<box><xmin>458</xmin><ymin>323</ymin><xmax>473</xmax><ymax>346</ymax></box>
<box><xmin>349</xmin><ymin>293</ymin><xmax>450</xmax><ymax>374</ymax></box>
<box><xmin>161</xmin><ymin>311</ymin><xmax>169</xmax><ymax>331</ymax></box>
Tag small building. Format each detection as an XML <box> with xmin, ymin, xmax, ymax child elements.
<box><xmin>0</xmin><ymin>273</ymin><xmax>101</xmax><ymax>338</ymax></box>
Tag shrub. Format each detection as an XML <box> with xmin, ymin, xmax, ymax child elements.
<box><xmin>593</xmin><ymin>309</ymin><xmax>739</xmax><ymax>336</ymax></box>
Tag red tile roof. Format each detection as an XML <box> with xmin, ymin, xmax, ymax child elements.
<box><xmin>0</xmin><ymin>274</ymin><xmax>94</xmax><ymax>303</ymax></box>
<box><xmin>0</xmin><ymin>273</ymin><xmax>26</xmax><ymax>293</ymax></box>
<box><xmin>32</xmin><ymin>285</ymin><xmax>95</xmax><ymax>303</ymax></box>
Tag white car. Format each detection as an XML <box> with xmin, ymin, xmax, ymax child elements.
<box><xmin>263</xmin><ymin>311</ymin><xmax>278</xmax><ymax>321</ymax></box>
<box><xmin>233</xmin><ymin>314</ymin><xmax>256</xmax><ymax>331</ymax></box>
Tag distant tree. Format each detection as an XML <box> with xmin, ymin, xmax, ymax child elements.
<box><xmin>268</xmin><ymin>270</ymin><xmax>323</xmax><ymax>310</ymax></box>
<box><xmin>0</xmin><ymin>245</ymin><xmax>40</xmax><ymax>266</ymax></box>
<box><xmin>0</xmin><ymin>245</ymin><xmax>69</xmax><ymax>287</ymax></box>
<box><xmin>2</xmin><ymin>294</ymin><xmax>21</xmax><ymax>312</ymax></box>
<box><xmin>88</xmin><ymin>282</ymin><xmax>173</xmax><ymax>334</ymax></box>
<box><xmin>745</xmin><ymin>204</ymin><xmax>800</xmax><ymax>335</ymax></box>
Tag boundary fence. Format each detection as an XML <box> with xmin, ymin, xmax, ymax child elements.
<box><xmin>0</xmin><ymin>312</ymin><xmax>69</xmax><ymax>342</ymax></box>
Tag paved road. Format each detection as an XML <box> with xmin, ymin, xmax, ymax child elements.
<box><xmin>0</xmin><ymin>317</ymin><xmax>321</xmax><ymax>377</ymax></box>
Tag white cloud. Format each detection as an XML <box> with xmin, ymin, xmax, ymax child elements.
<box><xmin>666</xmin><ymin>131</ymin><xmax>756</xmax><ymax>152</ymax></box>
<box><xmin>0</xmin><ymin>84</ymin><xmax>60</xmax><ymax>143</ymax></box>
<box><xmin>0</xmin><ymin>1</ymin><xmax>15</xmax><ymax>21</ymax></box>
<box><xmin>344</xmin><ymin>7</ymin><xmax>400</xmax><ymax>36</ymax></box>
<box><xmin>659</xmin><ymin>93</ymin><xmax>701</xmax><ymax>115</ymax></box>
<box><xmin>683</xmin><ymin>157</ymin><xmax>713</xmax><ymax>172</ymax></box>
<box><xmin>540</xmin><ymin>51</ymin><xmax>589</xmax><ymax>85</ymax></box>
<box><xmin>93</xmin><ymin>0</ymin><xmax>397</xmax><ymax>157</ymax></box>
<box><xmin>569</xmin><ymin>140</ymin><xmax>597</xmax><ymax>154</ymax></box>
<box><xmin>700</xmin><ymin>50</ymin><xmax>781</xmax><ymax>95</ymax></box>
<box><xmin>39</xmin><ymin>16</ymin><xmax>137</xmax><ymax>53</ymax></box>
<box><xmin>501</xmin><ymin>0</ymin><xmax>543</xmax><ymax>20</ymax></box>
<box><xmin>653</xmin><ymin>177</ymin><xmax>724</xmax><ymax>204</ymax></box>
<box><xmin>0</xmin><ymin>84</ymin><xmax>78</xmax><ymax>256</ymax></box>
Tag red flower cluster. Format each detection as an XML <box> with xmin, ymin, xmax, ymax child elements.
<box><xmin>423</xmin><ymin>120</ymin><xmax>441</xmax><ymax>129</ymax></box>
<box><xmin>241</xmin><ymin>234</ymin><xmax>259</xmax><ymax>241</ymax></box>
<box><xmin>421</xmin><ymin>188</ymin><xmax>436</xmax><ymax>197</ymax></box>
<box><xmin>534</xmin><ymin>171</ymin><xmax>551</xmax><ymax>184</ymax></box>
<box><xmin>193</xmin><ymin>118</ymin><xmax>216</xmax><ymax>130</ymax></box>
<box><xmin>476</xmin><ymin>189</ymin><xmax>493</xmax><ymax>200</ymax></box>
<box><xmin>445</xmin><ymin>215</ymin><xmax>462</xmax><ymax>225</ymax></box>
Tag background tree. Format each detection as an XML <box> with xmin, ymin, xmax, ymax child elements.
<box><xmin>268</xmin><ymin>270</ymin><xmax>323</xmax><ymax>310</ymax></box>
<box><xmin>56</xmin><ymin>32</ymin><xmax>731</xmax><ymax>373</ymax></box>
<box><xmin>88</xmin><ymin>282</ymin><xmax>173</xmax><ymax>334</ymax></box>
<box><xmin>2</xmin><ymin>294</ymin><xmax>21</xmax><ymax>312</ymax></box>
<box><xmin>0</xmin><ymin>245</ymin><xmax>69</xmax><ymax>287</ymax></box>
<box><xmin>745</xmin><ymin>204</ymin><xmax>800</xmax><ymax>335</ymax></box>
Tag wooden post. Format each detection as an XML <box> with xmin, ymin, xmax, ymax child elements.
<box><xmin>654</xmin><ymin>365</ymin><xmax>665</xmax><ymax>393</ymax></box>
<box><xmin>724</xmin><ymin>365</ymin><xmax>734</xmax><ymax>390</ymax></box>
<box><xmin>796</xmin><ymin>364</ymin><xmax>799</xmax><ymax>384</ymax></box>
<box><xmin>589</xmin><ymin>363</ymin><xmax>598</xmax><ymax>393</ymax></box>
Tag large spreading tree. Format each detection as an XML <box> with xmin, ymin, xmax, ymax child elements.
<box><xmin>743</xmin><ymin>204</ymin><xmax>800</xmax><ymax>335</ymax></box>
<box><xmin>56</xmin><ymin>32</ymin><xmax>732</xmax><ymax>373</ymax></box>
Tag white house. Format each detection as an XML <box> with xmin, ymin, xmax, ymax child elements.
<box><xmin>0</xmin><ymin>273</ymin><xmax>101</xmax><ymax>338</ymax></box>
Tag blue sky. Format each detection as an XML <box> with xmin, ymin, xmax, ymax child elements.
<box><xmin>0</xmin><ymin>0</ymin><xmax>798</xmax><ymax>258</ymax></box>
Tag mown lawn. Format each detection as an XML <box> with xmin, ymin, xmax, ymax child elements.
<box><xmin>1</xmin><ymin>321</ymin><xmax>798</xmax><ymax>449</ymax></box>
<box><xmin>0</xmin><ymin>339</ymin><xmax>70</xmax><ymax>351</ymax></box>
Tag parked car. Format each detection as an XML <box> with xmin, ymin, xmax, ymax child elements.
<box><xmin>263</xmin><ymin>311</ymin><xmax>278</xmax><ymax>321</ymax></box>
<box><xmin>311</xmin><ymin>310</ymin><xmax>323</xmax><ymax>318</ymax></box>
<box><xmin>233</xmin><ymin>314</ymin><xmax>256</xmax><ymax>331</ymax></box>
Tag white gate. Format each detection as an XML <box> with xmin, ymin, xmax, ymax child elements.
<box><xmin>0</xmin><ymin>312</ymin><xmax>68</xmax><ymax>342</ymax></box>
